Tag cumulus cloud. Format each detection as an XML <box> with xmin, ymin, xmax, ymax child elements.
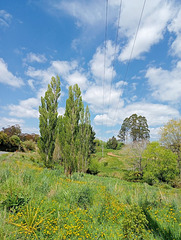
<box><xmin>119</xmin><ymin>0</ymin><xmax>174</xmax><ymax>61</ymax></box>
<box><xmin>168</xmin><ymin>9</ymin><xmax>181</xmax><ymax>58</ymax></box>
<box><xmin>8</xmin><ymin>98</ymin><xmax>39</xmax><ymax>118</ymax></box>
<box><xmin>51</xmin><ymin>0</ymin><xmax>107</xmax><ymax>27</ymax></box>
<box><xmin>28</xmin><ymin>79</ymin><xmax>35</xmax><ymax>90</ymax></box>
<box><xmin>24</xmin><ymin>52</ymin><xmax>47</xmax><ymax>63</ymax></box>
<box><xmin>83</xmin><ymin>84</ymin><xmax>124</xmax><ymax>113</ymax></box>
<box><xmin>0</xmin><ymin>117</ymin><xmax>24</xmax><ymax>130</ymax></box>
<box><xmin>90</xmin><ymin>41</ymin><xmax>118</xmax><ymax>84</ymax></box>
<box><xmin>0</xmin><ymin>58</ymin><xmax>24</xmax><ymax>87</ymax></box>
<box><xmin>146</xmin><ymin>61</ymin><xmax>181</xmax><ymax>102</ymax></box>
<box><xmin>94</xmin><ymin>102</ymin><xmax>180</xmax><ymax>128</ymax></box>
<box><xmin>26</xmin><ymin>60</ymin><xmax>88</xmax><ymax>92</ymax></box>
<box><xmin>0</xmin><ymin>10</ymin><xmax>12</xmax><ymax>27</ymax></box>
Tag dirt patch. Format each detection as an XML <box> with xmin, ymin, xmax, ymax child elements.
<box><xmin>107</xmin><ymin>152</ymin><xmax>120</xmax><ymax>158</ymax></box>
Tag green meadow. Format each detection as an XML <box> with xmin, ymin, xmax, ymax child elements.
<box><xmin>0</xmin><ymin>150</ymin><xmax>181</xmax><ymax>240</ymax></box>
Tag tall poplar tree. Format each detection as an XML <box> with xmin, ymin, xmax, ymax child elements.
<box><xmin>61</xmin><ymin>84</ymin><xmax>83</xmax><ymax>175</ymax></box>
<box><xmin>38</xmin><ymin>76</ymin><xmax>61</xmax><ymax>167</ymax></box>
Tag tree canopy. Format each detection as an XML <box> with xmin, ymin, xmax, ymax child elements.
<box><xmin>118</xmin><ymin>114</ymin><xmax>150</xmax><ymax>143</ymax></box>
<box><xmin>159</xmin><ymin>119</ymin><xmax>181</xmax><ymax>177</ymax></box>
<box><xmin>38</xmin><ymin>75</ymin><xmax>61</xmax><ymax>167</ymax></box>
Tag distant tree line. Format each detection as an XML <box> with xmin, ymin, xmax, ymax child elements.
<box><xmin>0</xmin><ymin>124</ymin><xmax>39</xmax><ymax>152</ymax></box>
<box><xmin>38</xmin><ymin>76</ymin><xmax>96</xmax><ymax>175</ymax></box>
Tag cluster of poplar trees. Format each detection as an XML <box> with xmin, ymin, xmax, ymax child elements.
<box><xmin>38</xmin><ymin>76</ymin><xmax>94</xmax><ymax>175</ymax></box>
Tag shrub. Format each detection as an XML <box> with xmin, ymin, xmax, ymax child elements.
<box><xmin>106</xmin><ymin>136</ymin><xmax>118</xmax><ymax>149</ymax></box>
<box><xmin>123</xmin><ymin>170</ymin><xmax>142</xmax><ymax>182</ymax></box>
<box><xmin>143</xmin><ymin>142</ymin><xmax>178</xmax><ymax>184</ymax></box>
<box><xmin>23</xmin><ymin>140</ymin><xmax>36</xmax><ymax>152</ymax></box>
<box><xmin>86</xmin><ymin>159</ymin><xmax>100</xmax><ymax>175</ymax></box>
<box><xmin>1</xmin><ymin>192</ymin><xmax>28</xmax><ymax>212</ymax></box>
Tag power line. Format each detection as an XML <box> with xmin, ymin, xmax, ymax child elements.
<box><xmin>106</xmin><ymin>0</ymin><xmax>123</xmax><ymax>127</ymax></box>
<box><xmin>102</xmin><ymin>0</ymin><xmax>109</xmax><ymax>157</ymax></box>
<box><xmin>123</xmin><ymin>0</ymin><xmax>147</xmax><ymax>83</ymax></box>
<box><xmin>112</xmin><ymin>0</ymin><xmax>147</xmax><ymax>124</ymax></box>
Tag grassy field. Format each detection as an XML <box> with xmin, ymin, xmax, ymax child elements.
<box><xmin>0</xmin><ymin>150</ymin><xmax>181</xmax><ymax>239</ymax></box>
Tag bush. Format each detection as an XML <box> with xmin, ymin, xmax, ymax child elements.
<box><xmin>106</xmin><ymin>136</ymin><xmax>118</xmax><ymax>150</ymax></box>
<box><xmin>143</xmin><ymin>142</ymin><xmax>178</xmax><ymax>184</ymax></box>
<box><xmin>23</xmin><ymin>140</ymin><xmax>36</xmax><ymax>152</ymax></box>
<box><xmin>1</xmin><ymin>192</ymin><xmax>28</xmax><ymax>212</ymax></box>
<box><xmin>86</xmin><ymin>159</ymin><xmax>100</xmax><ymax>175</ymax></box>
<box><xmin>123</xmin><ymin>170</ymin><xmax>142</xmax><ymax>182</ymax></box>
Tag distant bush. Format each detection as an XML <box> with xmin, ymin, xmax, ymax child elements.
<box><xmin>9</xmin><ymin>135</ymin><xmax>21</xmax><ymax>151</ymax></box>
<box><xmin>106</xmin><ymin>136</ymin><xmax>118</xmax><ymax>150</ymax></box>
<box><xmin>22</xmin><ymin>140</ymin><xmax>36</xmax><ymax>152</ymax></box>
<box><xmin>123</xmin><ymin>170</ymin><xmax>142</xmax><ymax>182</ymax></box>
<box><xmin>86</xmin><ymin>159</ymin><xmax>100</xmax><ymax>175</ymax></box>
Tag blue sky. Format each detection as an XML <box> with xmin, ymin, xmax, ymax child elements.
<box><xmin>0</xmin><ymin>0</ymin><xmax>181</xmax><ymax>141</ymax></box>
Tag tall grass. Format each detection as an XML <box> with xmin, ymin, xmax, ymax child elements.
<box><xmin>0</xmin><ymin>151</ymin><xmax>181</xmax><ymax>239</ymax></box>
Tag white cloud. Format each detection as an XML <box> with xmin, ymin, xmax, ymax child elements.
<box><xmin>149</xmin><ymin>127</ymin><xmax>161</xmax><ymax>141</ymax></box>
<box><xmin>28</xmin><ymin>79</ymin><xmax>35</xmax><ymax>90</ymax></box>
<box><xmin>8</xmin><ymin>98</ymin><xmax>39</xmax><ymax>118</ymax></box>
<box><xmin>83</xmin><ymin>84</ymin><xmax>124</xmax><ymax>113</ymax></box>
<box><xmin>90</xmin><ymin>40</ymin><xmax>117</xmax><ymax>84</ymax></box>
<box><xmin>24</xmin><ymin>52</ymin><xmax>47</xmax><ymax>63</ymax></box>
<box><xmin>146</xmin><ymin>61</ymin><xmax>181</xmax><ymax>102</ymax></box>
<box><xmin>0</xmin><ymin>58</ymin><xmax>24</xmax><ymax>87</ymax></box>
<box><xmin>94</xmin><ymin>102</ymin><xmax>180</xmax><ymax>128</ymax></box>
<box><xmin>26</xmin><ymin>60</ymin><xmax>87</xmax><ymax>91</ymax></box>
<box><xmin>58</xmin><ymin>107</ymin><xmax>65</xmax><ymax>116</ymax></box>
<box><xmin>0</xmin><ymin>117</ymin><xmax>24</xmax><ymax>130</ymax></box>
<box><xmin>52</xmin><ymin>0</ymin><xmax>106</xmax><ymax>27</ymax></box>
<box><xmin>119</xmin><ymin>0</ymin><xmax>174</xmax><ymax>61</ymax></box>
<box><xmin>66</xmin><ymin>71</ymin><xmax>88</xmax><ymax>90</ymax></box>
<box><xmin>0</xmin><ymin>10</ymin><xmax>12</xmax><ymax>27</ymax></box>
<box><xmin>168</xmin><ymin>9</ymin><xmax>181</xmax><ymax>58</ymax></box>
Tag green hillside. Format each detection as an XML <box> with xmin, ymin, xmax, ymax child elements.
<box><xmin>0</xmin><ymin>151</ymin><xmax>181</xmax><ymax>239</ymax></box>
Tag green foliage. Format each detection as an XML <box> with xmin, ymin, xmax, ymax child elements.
<box><xmin>58</xmin><ymin>84</ymin><xmax>94</xmax><ymax>175</ymax></box>
<box><xmin>0</xmin><ymin>132</ymin><xmax>9</xmax><ymax>151</ymax></box>
<box><xmin>123</xmin><ymin>204</ymin><xmax>148</xmax><ymax>239</ymax></box>
<box><xmin>38</xmin><ymin>75</ymin><xmax>61</xmax><ymax>167</ymax></box>
<box><xmin>77</xmin><ymin>186</ymin><xmax>93</xmax><ymax>209</ymax></box>
<box><xmin>22</xmin><ymin>140</ymin><xmax>36</xmax><ymax>152</ymax></box>
<box><xmin>1</xmin><ymin>192</ymin><xmax>28</xmax><ymax>212</ymax></box>
<box><xmin>159</xmin><ymin>119</ymin><xmax>181</xmax><ymax>177</ymax></box>
<box><xmin>143</xmin><ymin>142</ymin><xmax>178</xmax><ymax>184</ymax></box>
<box><xmin>123</xmin><ymin>170</ymin><xmax>143</xmax><ymax>182</ymax></box>
<box><xmin>87</xmin><ymin>158</ymin><xmax>100</xmax><ymax>175</ymax></box>
<box><xmin>118</xmin><ymin>114</ymin><xmax>150</xmax><ymax>143</ymax></box>
<box><xmin>0</xmin><ymin>152</ymin><xmax>181</xmax><ymax>239</ymax></box>
<box><xmin>2</xmin><ymin>124</ymin><xmax>21</xmax><ymax>137</ymax></box>
<box><xmin>106</xmin><ymin>136</ymin><xmax>118</xmax><ymax>149</ymax></box>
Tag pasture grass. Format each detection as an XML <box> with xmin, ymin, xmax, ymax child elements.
<box><xmin>0</xmin><ymin>151</ymin><xmax>180</xmax><ymax>239</ymax></box>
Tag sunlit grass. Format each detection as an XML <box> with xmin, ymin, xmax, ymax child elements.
<box><xmin>0</xmin><ymin>151</ymin><xmax>181</xmax><ymax>239</ymax></box>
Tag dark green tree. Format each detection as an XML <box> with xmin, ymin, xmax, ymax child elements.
<box><xmin>106</xmin><ymin>136</ymin><xmax>118</xmax><ymax>150</ymax></box>
<box><xmin>118</xmin><ymin>114</ymin><xmax>150</xmax><ymax>143</ymax></box>
<box><xmin>38</xmin><ymin>76</ymin><xmax>61</xmax><ymax>167</ymax></box>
